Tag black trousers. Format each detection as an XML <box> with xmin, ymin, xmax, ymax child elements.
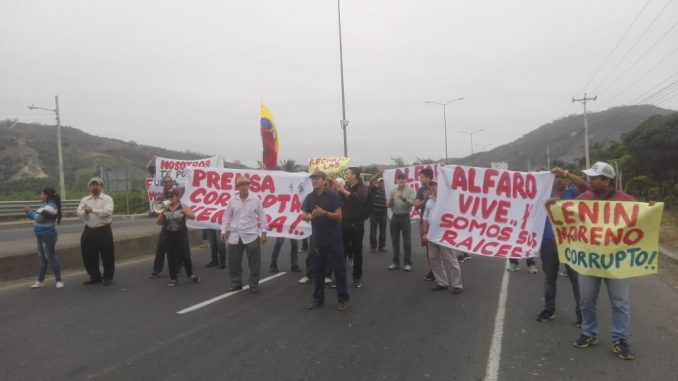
<box><xmin>342</xmin><ymin>220</ymin><xmax>364</xmax><ymax>281</ymax></box>
<box><xmin>153</xmin><ymin>230</ymin><xmax>184</xmax><ymax>273</ymax></box>
<box><xmin>369</xmin><ymin>213</ymin><xmax>387</xmax><ymax>249</ymax></box>
<box><xmin>165</xmin><ymin>234</ymin><xmax>193</xmax><ymax>280</ymax></box>
<box><xmin>81</xmin><ymin>224</ymin><xmax>115</xmax><ymax>281</ymax></box>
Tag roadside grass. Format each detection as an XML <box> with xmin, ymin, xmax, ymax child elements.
<box><xmin>660</xmin><ymin>207</ymin><xmax>678</xmax><ymax>249</ymax></box>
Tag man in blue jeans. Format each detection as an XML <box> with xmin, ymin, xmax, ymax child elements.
<box><xmin>302</xmin><ymin>171</ymin><xmax>350</xmax><ymax>311</ymax></box>
<box><xmin>570</xmin><ymin>162</ymin><xmax>638</xmax><ymax>360</ymax></box>
<box><xmin>269</xmin><ymin>238</ymin><xmax>301</xmax><ymax>273</ymax></box>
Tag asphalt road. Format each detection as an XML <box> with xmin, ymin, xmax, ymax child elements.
<box><xmin>1</xmin><ymin>229</ymin><xmax>677</xmax><ymax>381</ymax></box>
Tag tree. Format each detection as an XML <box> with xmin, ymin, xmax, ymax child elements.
<box><xmin>391</xmin><ymin>156</ymin><xmax>406</xmax><ymax>167</ymax></box>
<box><xmin>278</xmin><ymin>159</ymin><xmax>300</xmax><ymax>172</ymax></box>
<box><xmin>414</xmin><ymin>157</ymin><xmax>436</xmax><ymax>165</ymax></box>
<box><xmin>622</xmin><ymin>113</ymin><xmax>678</xmax><ymax>185</ymax></box>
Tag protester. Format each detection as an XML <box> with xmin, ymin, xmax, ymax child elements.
<box><xmin>270</xmin><ymin>238</ymin><xmax>301</xmax><ymax>273</ymax></box>
<box><xmin>537</xmin><ymin>167</ymin><xmax>588</xmax><ymax>326</ymax></box>
<box><xmin>571</xmin><ymin>162</ymin><xmax>640</xmax><ymax>360</ymax></box>
<box><xmin>336</xmin><ymin>167</ymin><xmax>368</xmax><ymax>288</ymax></box>
<box><xmin>221</xmin><ymin>177</ymin><xmax>268</xmax><ymax>293</ymax></box>
<box><xmin>414</xmin><ymin>168</ymin><xmax>437</xmax><ymax>280</ymax></box>
<box><xmin>205</xmin><ymin>229</ymin><xmax>227</xmax><ymax>269</ymax></box>
<box><xmin>150</xmin><ymin>175</ymin><xmax>185</xmax><ymax>278</ymax></box>
<box><xmin>77</xmin><ymin>177</ymin><xmax>115</xmax><ymax>286</ymax></box>
<box><xmin>156</xmin><ymin>189</ymin><xmax>200</xmax><ymax>286</ymax></box>
<box><xmin>302</xmin><ymin>171</ymin><xmax>350</xmax><ymax>311</ymax></box>
<box><xmin>367</xmin><ymin>176</ymin><xmax>388</xmax><ymax>253</ymax></box>
<box><xmin>387</xmin><ymin>172</ymin><xmax>416</xmax><ymax>271</ymax></box>
<box><xmin>23</xmin><ymin>187</ymin><xmax>63</xmax><ymax>289</ymax></box>
<box><xmin>421</xmin><ymin>178</ymin><xmax>463</xmax><ymax>294</ymax></box>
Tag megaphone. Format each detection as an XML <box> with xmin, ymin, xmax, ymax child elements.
<box><xmin>152</xmin><ymin>200</ymin><xmax>171</xmax><ymax>214</ymax></box>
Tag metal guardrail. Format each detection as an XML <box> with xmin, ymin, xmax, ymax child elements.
<box><xmin>0</xmin><ymin>200</ymin><xmax>80</xmax><ymax>219</ymax></box>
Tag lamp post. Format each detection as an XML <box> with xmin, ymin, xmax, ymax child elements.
<box><xmin>28</xmin><ymin>95</ymin><xmax>65</xmax><ymax>199</ymax></box>
<box><xmin>337</xmin><ymin>0</ymin><xmax>349</xmax><ymax>157</ymax></box>
<box><xmin>425</xmin><ymin>97</ymin><xmax>464</xmax><ymax>164</ymax></box>
<box><xmin>459</xmin><ymin>129</ymin><xmax>483</xmax><ymax>166</ymax></box>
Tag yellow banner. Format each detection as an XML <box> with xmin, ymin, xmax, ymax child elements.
<box><xmin>546</xmin><ymin>200</ymin><xmax>664</xmax><ymax>279</ymax></box>
<box><xmin>308</xmin><ymin>157</ymin><xmax>350</xmax><ymax>178</ymax></box>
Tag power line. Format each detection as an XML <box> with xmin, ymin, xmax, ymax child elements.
<box><xmin>630</xmin><ymin>68</ymin><xmax>678</xmax><ymax>103</ymax></box>
<box><xmin>598</xmin><ymin>19</ymin><xmax>678</xmax><ymax>97</ymax></box>
<box><xmin>604</xmin><ymin>45</ymin><xmax>678</xmax><ymax>105</ymax></box>
<box><xmin>592</xmin><ymin>0</ymin><xmax>674</xmax><ymax>94</ymax></box>
<box><xmin>654</xmin><ymin>86</ymin><xmax>678</xmax><ymax>104</ymax></box>
<box><xmin>637</xmin><ymin>78</ymin><xmax>678</xmax><ymax>104</ymax></box>
<box><xmin>577</xmin><ymin>0</ymin><xmax>651</xmax><ymax>95</ymax></box>
<box><xmin>652</xmin><ymin>83</ymin><xmax>678</xmax><ymax>104</ymax></box>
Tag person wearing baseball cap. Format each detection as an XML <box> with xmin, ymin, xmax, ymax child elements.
<box><xmin>221</xmin><ymin>175</ymin><xmax>268</xmax><ymax>293</ymax></box>
<box><xmin>572</xmin><ymin>161</ymin><xmax>637</xmax><ymax>359</ymax></box>
<box><xmin>387</xmin><ymin>171</ymin><xmax>416</xmax><ymax>271</ymax></box>
<box><xmin>77</xmin><ymin>177</ymin><xmax>115</xmax><ymax>286</ymax></box>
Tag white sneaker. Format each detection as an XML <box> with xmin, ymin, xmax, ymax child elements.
<box><xmin>324</xmin><ymin>277</ymin><xmax>332</xmax><ymax>284</ymax></box>
<box><xmin>298</xmin><ymin>276</ymin><xmax>311</xmax><ymax>284</ymax></box>
<box><xmin>507</xmin><ymin>264</ymin><xmax>520</xmax><ymax>272</ymax></box>
<box><xmin>388</xmin><ymin>263</ymin><xmax>400</xmax><ymax>271</ymax></box>
<box><xmin>528</xmin><ymin>265</ymin><xmax>538</xmax><ymax>274</ymax></box>
<box><xmin>30</xmin><ymin>281</ymin><xmax>45</xmax><ymax>289</ymax></box>
<box><xmin>403</xmin><ymin>264</ymin><xmax>412</xmax><ymax>272</ymax></box>
<box><xmin>55</xmin><ymin>281</ymin><xmax>65</xmax><ymax>289</ymax></box>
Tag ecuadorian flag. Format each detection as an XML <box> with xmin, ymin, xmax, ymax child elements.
<box><xmin>260</xmin><ymin>103</ymin><xmax>279</xmax><ymax>170</ymax></box>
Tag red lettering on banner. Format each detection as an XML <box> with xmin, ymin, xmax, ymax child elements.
<box><xmin>615</xmin><ymin>203</ymin><xmax>639</xmax><ymax>227</ymax></box>
<box><xmin>561</xmin><ymin>202</ymin><xmax>576</xmax><ymax>224</ymax></box>
<box><xmin>520</xmin><ymin>204</ymin><xmax>533</xmax><ymax>230</ymax></box>
<box><xmin>288</xmin><ymin>214</ymin><xmax>303</xmax><ymax>235</ymax></box>
<box><xmin>525</xmin><ymin>174</ymin><xmax>537</xmax><ymax>199</ymax></box>
<box><xmin>512</xmin><ymin>172</ymin><xmax>526</xmax><ymax>198</ymax></box>
<box><xmin>440</xmin><ymin>213</ymin><xmax>455</xmax><ymax>228</ymax></box>
<box><xmin>546</xmin><ymin>204</ymin><xmax>562</xmax><ymax>226</ymax></box>
<box><xmin>190</xmin><ymin>188</ymin><xmax>206</xmax><ymax>203</ymax></box>
<box><xmin>468</xmin><ymin>168</ymin><xmax>481</xmax><ymax>193</ymax></box>
<box><xmin>206</xmin><ymin>171</ymin><xmax>220</xmax><ymax>189</ymax></box>
<box><xmin>441</xmin><ymin>229</ymin><xmax>458</xmax><ymax>245</ymax></box>
<box><xmin>268</xmin><ymin>216</ymin><xmax>286</xmax><ymax>233</ymax></box>
<box><xmin>193</xmin><ymin>169</ymin><xmax>207</xmax><ymax>186</ymax></box>
<box><xmin>451</xmin><ymin>166</ymin><xmax>467</xmax><ymax>191</ymax></box>
<box><xmin>493</xmin><ymin>201</ymin><xmax>510</xmax><ymax>223</ymax></box>
<box><xmin>291</xmin><ymin>194</ymin><xmax>302</xmax><ymax>213</ymax></box>
<box><xmin>482</xmin><ymin>169</ymin><xmax>498</xmax><ymax>194</ymax></box>
<box><xmin>496</xmin><ymin>172</ymin><xmax>511</xmax><ymax>197</ymax></box>
<box><xmin>590</xmin><ymin>226</ymin><xmax>602</xmax><ymax>245</ymax></box>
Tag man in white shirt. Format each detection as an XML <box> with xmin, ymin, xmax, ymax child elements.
<box><xmin>220</xmin><ymin>177</ymin><xmax>268</xmax><ymax>293</ymax></box>
<box><xmin>77</xmin><ymin>177</ymin><xmax>115</xmax><ymax>286</ymax></box>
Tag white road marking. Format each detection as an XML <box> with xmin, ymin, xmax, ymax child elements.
<box><xmin>176</xmin><ymin>272</ymin><xmax>287</xmax><ymax>314</ymax></box>
<box><xmin>484</xmin><ymin>262</ymin><xmax>510</xmax><ymax>381</ymax></box>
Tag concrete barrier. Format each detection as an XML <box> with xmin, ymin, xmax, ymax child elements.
<box><xmin>0</xmin><ymin>230</ymin><xmax>204</xmax><ymax>281</ymax></box>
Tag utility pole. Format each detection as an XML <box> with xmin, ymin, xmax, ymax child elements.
<box><xmin>572</xmin><ymin>93</ymin><xmax>597</xmax><ymax>170</ymax></box>
<box><xmin>546</xmin><ymin>145</ymin><xmax>550</xmax><ymax>170</ymax></box>
<box><xmin>28</xmin><ymin>95</ymin><xmax>66</xmax><ymax>199</ymax></box>
<box><xmin>337</xmin><ymin>0</ymin><xmax>348</xmax><ymax>157</ymax></box>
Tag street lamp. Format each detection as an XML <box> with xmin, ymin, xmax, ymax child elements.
<box><xmin>425</xmin><ymin>97</ymin><xmax>464</xmax><ymax>164</ymax></box>
<box><xmin>28</xmin><ymin>95</ymin><xmax>65</xmax><ymax>199</ymax></box>
<box><xmin>337</xmin><ymin>0</ymin><xmax>349</xmax><ymax>157</ymax></box>
<box><xmin>459</xmin><ymin>129</ymin><xmax>484</xmax><ymax>167</ymax></box>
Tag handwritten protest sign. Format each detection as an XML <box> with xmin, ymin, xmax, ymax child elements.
<box><xmin>383</xmin><ymin>164</ymin><xmax>442</xmax><ymax>221</ymax></box>
<box><xmin>181</xmin><ymin>167</ymin><xmax>312</xmax><ymax>239</ymax></box>
<box><xmin>154</xmin><ymin>155</ymin><xmax>223</xmax><ymax>183</ymax></box>
<box><xmin>546</xmin><ymin>200</ymin><xmax>664</xmax><ymax>278</ymax></box>
<box><xmin>144</xmin><ymin>177</ymin><xmax>181</xmax><ymax>212</ymax></box>
<box><xmin>308</xmin><ymin>157</ymin><xmax>350</xmax><ymax>178</ymax></box>
<box><xmin>427</xmin><ymin>166</ymin><xmax>553</xmax><ymax>258</ymax></box>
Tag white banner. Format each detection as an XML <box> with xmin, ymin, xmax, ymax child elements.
<box><xmin>383</xmin><ymin>164</ymin><xmax>443</xmax><ymax>221</ymax></box>
<box><xmin>181</xmin><ymin>167</ymin><xmax>312</xmax><ymax>238</ymax></box>
<box><xmin>427</xmin><ymin>165</ymin><xmax>554</xmax><ymax>259</ymax></box>
<box><xmin>154</xmin><ymin>155</ymin><xmax>223</xmax><ymax>183</ymax></box>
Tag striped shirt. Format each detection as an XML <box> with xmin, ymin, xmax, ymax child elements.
<box><xmin>26</xmin><ymin>202</ymin><xmax>58</xmax><ymax>235</ymax></box>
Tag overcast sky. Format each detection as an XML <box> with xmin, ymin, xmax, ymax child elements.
<box><xmin>2</xmin><ymin>0</ymin><xmax>677</xmax><ymax>167</ymax></box>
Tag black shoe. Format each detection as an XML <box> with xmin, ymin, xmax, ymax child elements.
<box><xmin>453</xmin><ymin>287</ymin><xmax>463</xmax><ymax>295</ymax></box>
<box><xmin>423</xmin><ymin>272</ymin><xmax>435</xmax><ymax>281</ymax></box>
<box><xmin>149</xmin><ymin>272</ymin><xmax>159</xmax><ymax>279</ymax></box>
<box><xmin>189</xmin><ymin>275</ymin><xmax>201</xmax><ymax>283</ymax></box>
<box><xmin>291</xmin><ymin>265</ymin><xmax>302</xmax><ymax>273</ymax></box>
<box><xmin>536</xmin><ymin>309</ymin><xmax>556</xmax><ymax>322</ymax></box>
<box><xmin>102</xmin><ymin>279</ymin><xmax>113</xmax><ymax>286</ymax></box>
<box><xmin>574</xmin><ymin>334</ymin><xmax>598</xmax><ymax>348</ymax></box>
<box><xmin>83</xmin><ymin>279</ymin><xmax>102</xmax><ymax>286</ymax></box>
<box><xmin>270</xmin><ymin>264</ymin><xmax>279</xmax><ymax>273</ymax></box>
<box><xmin>307</xmin><ymin>300</ymin><xmax>324</xmax><ymax>310</ymax></box>
<box><xmin>227</xmin><ymin>286</ymin><xmax>243</xmax><ymax>292</ymax></box>
<box><xmin>431</xmin><ymin>284</ymin><xmax>448</xmax><ymax>291</ymax></box>
<box><xmin>352</xmin><ymin>279</ymin><xmax>362</xmax><ymax>288</ymax></box>
<box><xmin>378</xmin><ymin>247</ymin><xmax>387</xmax><ymax>252</ymax></box>
<box><xmin>612</xmin><ymin>339</ymin><xmax>634</xmax><ymax>360</ymax></box>
<box><xmin>206</xmin><ymin>261</ymin><xmax>219</xmax><ymax>268</ymax></box>
<box><xmin>336</xmin><ymin>300</ymin><xmax>351</xmax><ymax>311</ymax></box>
